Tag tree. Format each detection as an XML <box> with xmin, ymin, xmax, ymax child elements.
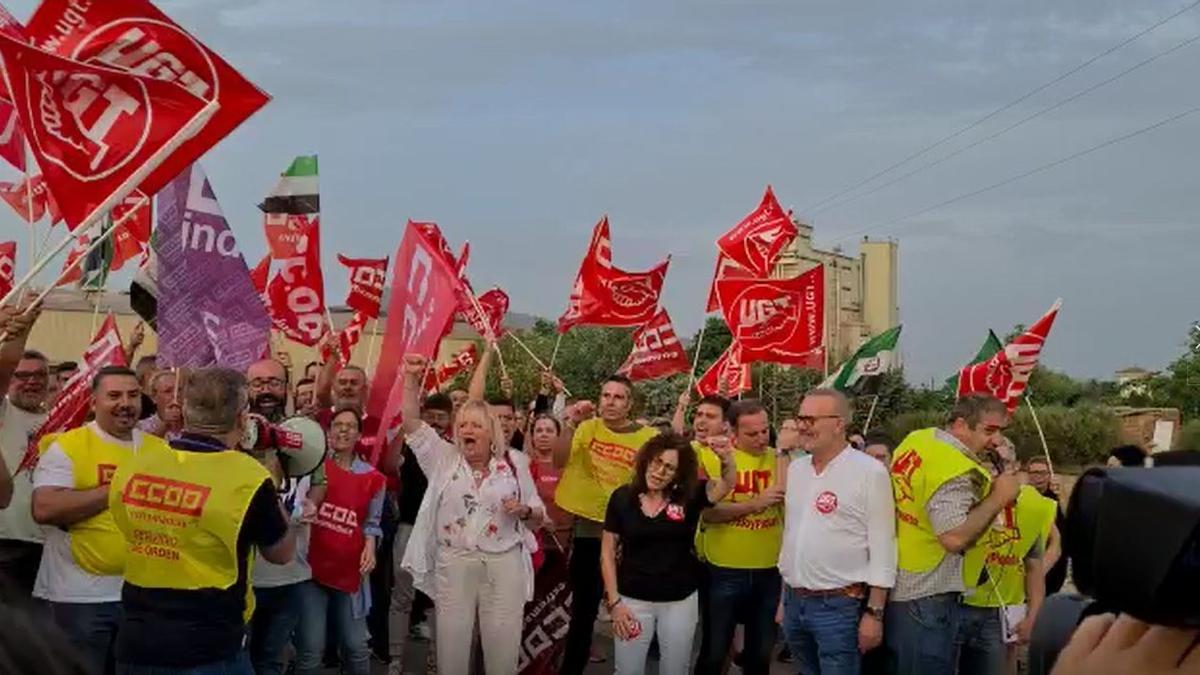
<box><xmin>687</xmin><ymin>316</ymin><xmax>731</xmax><ymax>374</ymax></box>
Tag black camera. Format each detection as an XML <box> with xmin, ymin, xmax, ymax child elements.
<box><xmin>1028</xmin><ymin>465</ymin><xmax>1200</xmax><ymax>674</ymax></box>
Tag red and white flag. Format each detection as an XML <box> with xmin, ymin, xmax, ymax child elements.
<box><xmin>19</xmin><ymin>315</ymin><xmax>126</xmax><ymax>474</ymax></box>
<box><xmin>557</xmin><ymin>216</ymin><xmax>614</xmax><ymax>331</ymax></box>
<box><xmin>250</xmin><ymin>255</ymin><xmax>270</xmax><ymax>296</ymax></box>
<box><xmin>0</xmin><ymin>174</ymin><xmax>59</xmax><ymax>224</ymax></box>
<box><xmin>264</xmin><ymin>213</ymin><xmax>318</xmax><ymax>259</ymax></box>
<box><xmin>321</xmin><ymin>311</ymin><xmax>369</xmax><ymax>365</ymax></box>
<box><xmin>695</xmin><ymin>342</ymin><xmax>751</xmax><ymax>397</ymax></box>
<box><xmin>461</xmin><ymin>287</ymin><xmax>509</xmax><ymax>340</ymax></box>
<box><xmin>617</xmin><ymin>309</ymin><xmax>691</xmax><ymax>381</ymax></box>
<box><xmin>716</xmin><ymin>185</ymin><xmax>798</xmax><ymax>278</ymax></box>
<box><xmin>266</xmin><ymin>220</ymin><xmax>327</xmax><ymax>346</ymax></box>
<box><xmin>0</xmin><ymin>31</ymin><xmax>216</xmax><ymax>230</ymax></box>
<box><xmin>366</xmin><ymin>220</ymin><xmax>464</xmax><ymax>464</ymax></box>
<box><xmin>958</xmin><ymin>300</ymin><xmax>1062</xmax><ymax>412</ymax></box>
<box><xmin>424</xmin><ymin>343</ymin><xmax>479</xmax><ymax>393</ymax></box>
<box><xmin>455</xmin><ymin>241</ymin><xmax>470</xmax><ymax>279</ymax></box>
<box><xmin>714</xmin><ymin>265</ymin><xmax>824</xmax><ymax>365</ymax></box>
<box><xmin>109</xmin><ymin>191</ymin><xmax>151</xmax><ymax>271</ymax></box>
<box><xmin>0</xmin><ymin>240</ymin><xmax>14</xmax><ymax>298</ymax></box>
<box><xmin>27</xmin><ymin>0</ymin><xmax>270</xmax><ymax>204</ymax></box>
<box><xmin>338</xmin><ymin>254</ymin><xmax>389</xmax><ymax>319</ymax></box>
<box><xmin>705</xmin><ymin>252</ymin><xmax>756</xmax><ymax>313</ymax></box>
<box><xmin>0</xmin><ymin>100</ymin><xmax>24</xmax><ymax>171</ymax></box>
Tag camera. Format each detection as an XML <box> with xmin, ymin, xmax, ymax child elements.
<box><xmin>1028</xmin><ymin>465</ymin><xmax>1200</xmax><ymax>674</ymax></box>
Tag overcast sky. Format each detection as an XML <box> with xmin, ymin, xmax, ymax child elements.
<box><xmin>6</xmin><ymin>0</ymin><xmax>1199</xmax><ymax>384</ymax></box>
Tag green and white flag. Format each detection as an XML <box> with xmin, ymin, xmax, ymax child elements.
<box><xmin>944</xmin><ymin>329</ymin><xmax>1002</xmax><ymax>389</ymax></box>
<box><xmin>820</xmin><ymin>325</ymin><xmax>902</xmax><ymax>392</ymax></box>
<box><xmin>259</xmin><ymin>154</ymin><xmax>319</xmax><ymax>215</ymax></box>
<box><xmin>78</xmin><ymin>214</ymin><xmax>114</xmax><ymax>292</ymax></box>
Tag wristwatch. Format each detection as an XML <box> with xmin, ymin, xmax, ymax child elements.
<box><xmin>865</xmin><ymin>605</ymin><xmax>885</xmax><ymax>621</ymax></box>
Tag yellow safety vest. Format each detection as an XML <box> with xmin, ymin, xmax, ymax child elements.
<box><xmin>555</xmin><ymin>418</ymin><xmax>658</xmax><ymax>523</ymax></box>
<box><xmin>109</xmin><ymin>441</ymin><xmax>270</xmax><ymax>622</ymax></box>
<box><xmin>38</xmin><ymin>425</ymin><xmax>169</xmax><ymax>576</ymax></box>
<box><xmin>964</xmin><ymin>485</ymin><xmax>1056</xmax><ymax>607</ymax></box>
<box><xmin>891</xmin><ymin>428</ymin><xmax>991</xmax><ymax>583</ymax></box>
<box><xmin>696</xmin><ymin>445</ymin><xmax>782</xmax><ymax>569</ymax></box>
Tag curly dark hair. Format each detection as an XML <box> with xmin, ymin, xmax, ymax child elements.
<box><xmin>628</xmin><ymin>432</ymin><xmax>699</xmax><ymax>503</ymax></box>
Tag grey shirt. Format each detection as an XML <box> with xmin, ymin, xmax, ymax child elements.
<box><xmin>891</xmin><ymin>429</ymin><xmax>985</xmax><ymax>602</ymax></box>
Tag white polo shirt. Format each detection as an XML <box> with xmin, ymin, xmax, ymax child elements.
<box><xmin>778</xmin><ymin>446</ymin><xmax>897</xmax><ymax>591</ymax></box>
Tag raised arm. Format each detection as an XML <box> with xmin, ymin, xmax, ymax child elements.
<box><xmin>553</xmin><ymin>400</ymin><xmax>593</xmax><ymax>469</ymax></box>
<box><xmin>936</xmin><ymin>473</ymin><xmax>1019</xmax><ymax>554</ymax></box>
<box><xmin>314</xmin><ymin>333</ymin><xmax>337</xmax><ymax>409</ymax></box>
<box><xmin>467</xmin><ymin>343</ymin><xmax>494</xmax><ymax>402</ymax></box>
<box><xmin>703</xmin><ymin>436</ymin><xmax>738</xmax><ymax>504</ymax></box>
<box><xmin>0</xmin><ymin>299</ymin><xmax>41</xmax><ymax>396</ymax></box>
<box><xmin>400</xmin><ymin>354</ymin><xmax>427</xmax><ymax>435</ymax></box>
<box><xmin>671</xmin><ymin>390</ymin><xmax>690</xmax><ymax>435</ymax></box>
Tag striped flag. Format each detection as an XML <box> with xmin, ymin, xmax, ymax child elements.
<box><xmin>958</xmin><ymin>300</ymin><xmax>1061</xmax><ymax>411</ymax></box>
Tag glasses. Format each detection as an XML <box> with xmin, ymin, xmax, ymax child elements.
<box><xmin>12</xmin><ymin>371</ymin><xmax>47</xmax><ymax>381</ymax></box>
<box><xmin>795</xmin><ymin>415</ymin><xmax>841</xmax><ymax>426</ymax></box>
<box><xmin>249</xmin><ymin>377</ymin><xmax>286</xmax><ymax>389</ymax></box>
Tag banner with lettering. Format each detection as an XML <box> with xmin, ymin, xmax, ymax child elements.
<box><xmin>155</xmin><ymin>164</ymin><xmax>271</xmax><ymax>371</ymax></box>
<box><xmin>714</xmin><ymin>264</ymin><xmax>824</xmax><ymax>365</ymax></box>
<box><xmin>517</xmin><ymin>548</ymin><xmax>573</xmax><ymax>675</ymax></box>
<box><xmin>338</xmin><ymin>254</ymin><xmax>389</xmax><ymax>319</ymax></box>
<box><xmin>617</xmin><ymin>309</ymin><xmax>691</xmax><ymax>381</ymax></box>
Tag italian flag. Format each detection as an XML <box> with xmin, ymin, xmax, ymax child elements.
<box><xmin>259</xmin><ymin>155</ymin><xmax>319</xmax><ymax>215</ymax></box>
<box><xmin>820</xmin><ymin>325</ymin><xmax>902</xmax><ymax>392</ymax></box>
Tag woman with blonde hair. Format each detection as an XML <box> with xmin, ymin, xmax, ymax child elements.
<box><xmin>397</xmin><ymin>353</ymin><xmax>546</xmax><ymax>675</ymax></box>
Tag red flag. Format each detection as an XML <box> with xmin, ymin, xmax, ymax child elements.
<box><xmin>705</xmin><ymin>252</ymin><xmax>756</xmax><ymax>313</ymax></box>
<box><xmin>716</xmin><ymin>185</ymin><xmax>798</xmax><ymax>277</ymax></box>
<box><xmin>321</xmin><ymin>311</ymin><xmax>368</xmax><ymax>365</ymax></box>
<box><xmin>695</xmin><ymin>342</ymin><xmax>751</xmax><ymax>397</ymax></box>
<box><xmin>456</xmin><ymin>241</ymin><xmax>470</xmax><ymax>279</ymax></box>
<box><xmin>109</xmin><ymin>191</ymin><xmax>151</xmax><ymax>271</ymax></box>
<box><xmin>264</xmin><ymin>213</ymin><xmax>318</xmax><ymax>259</ymax></box>
<box><xmin>0</xmin><ymin>240</ymin><xmax>14</xmax><ymax>298</ymax></box>
<box><xmin>249</xmin><ymin>255</ymin><xmax>270</xmax><ymax>296</ymax></box>
<box><xmin>27</xmin><ymin>0</ymin><xmax>270</xmax><ymax>205</ymax></box>
<box><xmin>266</xmin><ymin>221</ymin><xmax>327</xmax><ymax>346</ymax></box>
<box><xmin>461</xmin><ymin>287</ymin><xmax>509</xmax><ymax>340</ymax></box>
<box><xmin>0</xmin><ymin>174</ymin><xmax>54</xmax><ymax>223</ymax></box>
<box><xmin>19</xmin><ymin>315</ymin><xmax>126</xmax><ymax>474</ymax></box>
<box><xmin>338</xmin><ymin>254</ymin><xmax>389</xmax><ymax>319</ymax></box>
<box><xmin>424</xmin><ymin>343</ymin><xmax>479</xmax><ymax>393</ymax></box>
<box><xmin>958</xmin><ymin>300</ymin><xmax>1062</xmax><ymax>412</ymax></box>
<box><xmin>411</xmin><ymin>221</ymin><xmax>461</xmax><ymax>271</ymax></box>
<box><xmin>366</xmin><ymin>221</ymin><xmax>463</xmax><ymax>464</ymax></box>
<box><xmin>617</xmin><ymin>310</ymin><xmax>691</xmax><ymax>381</ymax></box>
<box><xmin>714</xmin><ymin>265</ymin><xmax>824</xmax><ymax>365</ymax></box>
<box><xmin>558</xmin><ymin>217</ymin><xmax>615</xmax><ymax>331</ymax></box>
<box><xmin>0</xmin><ymin>100</ymin><xmax>24</xmax><ymax>170</ymax></box>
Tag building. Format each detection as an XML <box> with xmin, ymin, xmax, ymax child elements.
<box><xmin>1114</xmin><ymin>366</ymin><xmax>1156</xmax><ymax>399</ymax></box>
<box><xmin>772</xmin><ymin>220</ymin><xmax>899</xmax><ymax>364</ymax></box>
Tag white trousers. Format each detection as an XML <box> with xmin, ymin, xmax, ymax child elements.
<box><xmin>613</xmin><ymin>592</ymin><xmax>699</xmax><ymax>675</ymax></box>
<box><xmin>434</xmin><ymin>546</ymin><xmax>525</xmax><ymax>675</ymax></box>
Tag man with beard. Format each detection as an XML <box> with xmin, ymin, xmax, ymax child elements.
<box><xmin>0</xmin><ymin>300</ymin><xmax>49</xmax><ymax>599</ymax></box>
<box><xmin>136</xmin><ymin>370</ymin><xmax>183</xmax><ymax>440</ymax></box>
<box><xmin>31</xmin><ymin>366</ymin><xmax>162</xmax><ymax>674</ymax></box>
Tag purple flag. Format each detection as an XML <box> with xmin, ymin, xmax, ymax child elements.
<box><xmin>157</xmin><ymin>165</ymin><xmax>271</xmax><ymax>371</ymax></box>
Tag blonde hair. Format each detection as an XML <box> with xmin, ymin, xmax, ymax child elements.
<box><xmin>453</xmin><ymin>400</ymin><xmax>507</xmax><ymax>457</ymax></box>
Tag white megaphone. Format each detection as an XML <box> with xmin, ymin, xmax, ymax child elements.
<box><xmin>240</xmin><ymin>414</ymin><xmax>327</xmax><ymax>478</ymax></box>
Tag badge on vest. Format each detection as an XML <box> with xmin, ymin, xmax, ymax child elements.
<box><xmin>666</xmin><ymin>504</ymin><xmax>685</xmax><ymax>521</ymax></box>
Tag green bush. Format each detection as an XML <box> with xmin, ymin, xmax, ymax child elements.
<box><xmin>1178</xmin><ymin>419</ymin><xmax>1200</xmax><ymax>451</ymax></box>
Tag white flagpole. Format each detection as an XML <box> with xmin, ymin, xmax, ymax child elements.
<box><xmin>548</xmin><ymin>332</ymin><xmax>564</xmax><ymax>371</ymax></box>
<box><xmin>23</xmin><ymin>145</ymin><xmax>34</xmax><ymax>259</ymax></box>
<box><xmin>1024</xmin><ymin>393</ymin><xmax>1055</xmax><ymax>480</ymax></box>
<box><xmin>89</xmin><ymin>291</ymin><xmax>102</xmax><ymax>334</ymax></box>
<box><xmin>685</xmin><ymin>320</ymin><xmax>708</xmax><ymax>394</ymax></box>
<box><xmin>863</xmin><ymin>394</ymin><xmax>880</xmax><ymax>432</ymax></box>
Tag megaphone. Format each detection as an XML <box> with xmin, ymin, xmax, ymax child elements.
<box><xmin>241</xmin><ymin>414</ymin><xmax>327</xmax><ymax>478</ymax></box>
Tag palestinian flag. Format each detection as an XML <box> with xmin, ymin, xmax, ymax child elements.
<box><xmin>820</xmin><ymin>325</ymin><xmax>902</xmax><ymax>392</ymax></box>
<box><xmin>945</xmin><ymin>330</ymin><xmax>1002</xmax><ymax>389</ymax></box>
<box><xmin>259</xmin><ymin>155</ymin><xmax>319</xmax><ymax>214</ymax></box>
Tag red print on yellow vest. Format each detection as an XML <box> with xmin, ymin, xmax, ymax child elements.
<box><xmin>733</xmin><ymin>470</ymin><xmax>772</xmax><ymax>497</ymax></box>
<box><xmin>97</xmin><ymin>464</ymin><xmax>117</xmax><ymax>485</ymax></box>
<box><xmin>982</xmin><ymin>504</ymin><xmax>1021</xmax><ymax>565</ymax></box>
<box><xmin>891</xmin><ymin>449</ymin><xmax>922</xmax><ymax>504</ymax></box>
<box><xmin>122</xmin><ymin>475</ymin><xmax>211</xmax><ymax>517</ymax></box>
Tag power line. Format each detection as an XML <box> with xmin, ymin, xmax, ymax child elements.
<box><xmin>828</xmin><ymin>103</ymin><xmax>1200</xmax><ymax>242</ymax></box>
<box><xmin>799</xmin><ymin>0</ymin><xmax>1200</xmax><ymax>214</ymax></box>
<box><xmin>811</xmin><ymin>30</ymin><xmax>1200</xmax><ymax>216</ymax></box>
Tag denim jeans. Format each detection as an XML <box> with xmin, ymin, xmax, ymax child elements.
<box><xmin>116</xmin><ymin>650</ymin><xmax>252</xmax><ymax>675</ymax></box>
<box><xmin>695</xmin><ymin>565</ymin><xmax>781</xmax><ymax>675</ymax></box>
<box><xmin>612</xmin><ymin>592</ymin><xmax>698</xmax><ymax>675</ymax></box>
<box><xmin>248</xmin><ymin>583</ymin><xmax>303</xmax><ymax>675</ymax></box>
<box><xmin>294</xmin><ymin>581</ymin><xmax>370</xmax><ymax>675</ymax></box>
<box><xmin>48</xmin><ymin>600</ymin><xmax>121</xmax><ymax>675</ymax></box>
<box><xmin>956</xmin><ymin>604</ymin><xmax>1006</xmax><ymax>675</ymax></box>
<box><xmin>884</xmin><ymin>593</ymin><xmax>961</xmax><ymax>675</ymax></box>
<box><xmin>780</xmin><ymin>592</ymin><xmax>861</xmax><ymax>675</ymax></box>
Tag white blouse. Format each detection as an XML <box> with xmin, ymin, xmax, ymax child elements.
<box><xmin>436</xmin><ymin>453</ymin><xmax>529</xmax><ymax>553</ymax></box>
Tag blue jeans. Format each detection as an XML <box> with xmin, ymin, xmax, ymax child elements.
<box><xmin>48</xmin><ymin>600</ymin><xmax>121</xmax><ymax>675</ymax></box>
<box><xmin>116</xmin><ymin>650</ymin><xmax>252</xmax><ymax>675</ymax></box>
<box><xmin>696</xmin><ymin>565</ymin><xmax>781</xmax><ymax>675</ymax></box>
<box><xmin>780</xmin><ymin>591</ymin><xmax>861</xmax><ymax>675</ymax></box>
<box><xmin>294</xmin><ymin>581</ymin><xmax>370</xmax><ymax>675</ymax></box>
<box><xmin>956</xmin><ymin>604</ymin><xmax>1006</xmax><ymax>675</ymax></box>
<box><xmin>884</xmin><ymin>593</ymin><xmax>961</xmax><ymax>675</ymax></box>
<box><xmin>248</xmin><ymin>583</ymin><xmax>304</xmax><ymax>675</ymax></box>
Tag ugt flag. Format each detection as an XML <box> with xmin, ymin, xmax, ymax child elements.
<box><xmin>958</xmin><ymin>300</ymin><xmax>1062</xmax><ymax>412</ymax></box>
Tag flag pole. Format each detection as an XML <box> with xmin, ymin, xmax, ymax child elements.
<box><xmin>549</xmin><ymin>332</ymin><xmax>564</xmax><ymax>371</ymax></box>
<box><xmin>89</xmin><ymin>290</ymin><xmax>102</xmax><ymax>334</ymax></box>
<box><xmin>1024</xmin><ymin>393</ymin><xmax>1055</xmax><ymax>480</ymax></box>
<box><xmin>493</xmin><ymin>341</ymin><xmax>509</xmax><ymax>381</ymax></box>
<box><xmin>23</xmin><ymin>144</ymin><xmax>34</xmax><ymax>259</ymax></box>
<box><xmin>503</xmin><ymin>332</ymin><xmax>573</xmax><ymax>397</ymax></box>
<box><xmin>863</xmin><ymin>394</ymin><xmax>880</xmax><ymax>432</ymax></box>
<box><xmin>685</xmin><ymin>319</ymin><xmax>708</xmax><ymax>394</ymax></box>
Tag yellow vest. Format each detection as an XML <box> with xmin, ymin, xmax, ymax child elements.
<box><xmin>555</xmin><ymin>418</ymin><xmax>658</xmax><ymax>523</ymax></box>
<box><xmin>964</xmin><ymin>485</ymin><xmax>1056</xmax><ymax>607</ymax></box>
<box><xmin>109</xmin><ymin>441</ymin><xmax>270</xmax><ymax>622</ymax></box>
<box><xmin>891</xmin><ymin>428</ymin><xmax>991</xmax><ymax>580</ymax></box>
<box><xmin>39</xmin><ymin>425</ymin><xmax>168</xmax><ymax>576</ymax></box>
<box><xmin>696</xmin><ymin>445</ymin><xmax>782</xmax><ymax>569</ymax></box>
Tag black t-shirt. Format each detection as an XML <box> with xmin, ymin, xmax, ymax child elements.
<box><xmin>604</xmin><ymin>482</ymin><xmax>713</xmax><ymax>602</ymax></box>
<box><xmin>399</xmin><ymin>443</ymin><xmax>428</xmax><ymax>525</ymax></box>
<box><xmin>1043</xmin><ymin>489</ymin><xmax>1068</xmax><ymax>594</ymax></box>
<box><xmin>117</xmin><ymin>434</ymin><xmax>290</xmax><ymax>668</ymax></box>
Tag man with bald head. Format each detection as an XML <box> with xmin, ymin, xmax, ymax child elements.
<box><xmin>778</xmin><ymin>389</ymin><xmax>896</xmax><ymax>675</ymax></box>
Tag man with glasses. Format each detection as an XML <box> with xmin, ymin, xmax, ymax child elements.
<box><xmin>0</xmin><ymin>300</ymin><xmax>49</xmax><ymax>599</ymax></box>
<box><xmin>695</xmin><ymin>399</ymin><xmax>784</xmax><ymax>675</ymax></box>
<box><xmin>1024</xmin><ymin>456</ymin><xmax>1067</xmax><ymax>594</ymax></box>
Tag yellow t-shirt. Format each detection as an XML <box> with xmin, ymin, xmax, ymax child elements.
<box><xmin>554</xmin><ymin>418</ymin><xmax>659</xmax><ymax>523</ymax></box>
<box><xmin>696</xmin><ymin>445</ymin><xmax>782</xmax><ymax>569</ymax></box>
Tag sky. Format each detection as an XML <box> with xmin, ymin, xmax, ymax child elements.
<box><xmin>4</xmin><ymin>0</ymin><xmax>1199</xmax><ymax>385</ymax></box>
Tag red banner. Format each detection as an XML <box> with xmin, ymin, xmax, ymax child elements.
<box><xmin>557</xmin><ymin>216</ymin><xmax>614</xmax><ymax>331</ymax></box>
<box><xmin>706</xmin><ymin>252</ymin><xmax>756</xmax><ymax>313</ymax></box>
<box><xmin>110</xmin><ymin>191</ymin><xmax>151</xmax><ymax>271</ymax></box>
<box><xmin>321</xmin><ymin>311</ymin><xmax>369</xmax><ymax>365</ymax></box>
<box><xmin>27</xmin><ymin>0</ymin><xmax>270</xmax><ymax>205</ymax></box>
<box><xmin>0</xmin><ymin>174</ymin><xmax>57</xmax><ymax>224</ymax></box>
<box><xmin>264</xmin><ymin>213</ymin><xmax>318</xmax><ymax>259</ymax></box>
<box><xmin>695</xmin><ymin>342</ymin><xmax>751</xmax><ymax>398</ymax></box>
<box><xmin>20</xmin><ymin>315</ymin><xmax>126</xmax><ymax>474</ymax></box>
<box><xmin>338</xmin><ymin>254</ymin><xmax>389</xmax><ymax>319</ymax></box>
<box><xmin>518</xmin><ymin>548</ymin><xmax>573</xmax><ymax>675</ymax></box>
<box><xmin>715</xmin><ymin>264</ymin><xmax>824</xmax><ymax>365</ymax></box>
<box><xmin>424</xmin><ymin>343</ymin><xmax>479</xmax><ymax>393</ymax></box>
<box><xmin>266</xmin><ymin>221</ymin><xmax>327</xmax><ymax>346</ymax></box>
<box><xmin>0</xmin><ymin>240</ymin><xmax>14</xmax><ymax>299</ymax></box>
<box><xmin>716</xmin><ymin>185</ymin><xmax>798</xmax><ymax>277</ymax></box>
<box><xmin>250</xmin><ymin>255</ymin><xmax>270</xmax><ymax>296</ymax></box>
<box><xmin>461</xmin><ymin>287</ymin><xmax>509</xmax><ymax>340</ymax></box>
<box><xmin>958</xmin><ymin>300</ymin><xmax>1061</xmax><ymax>412</ymax></box>
<box><xmin>617</xmin><ymin>309</ymin><xmax>691</xmax><ymax>381</ymax></box>
<box><xmin>366</xmin><ymin>221</ymin><xmax>463</xmax><ymax>464</ymax></box>
<box><xmin>0</xmin><ymin>100</ymin><xmax>24</xmax><ymax>171</ymax></box>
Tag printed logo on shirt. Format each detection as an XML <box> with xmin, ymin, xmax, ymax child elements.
<box><xmin>122</xmin><ymin>475</ymin><xmax>211</xmax><ymax>517</ymax></box>
<box><xmin>732</xmin><ymin>469</ymin><xmax>772</xmax><ymax>496</ymax></box>
<box><xmin>814</xmin><ymin>490</ymin><xmax>838</xmax><ymax>515</ymax></box>
<box><xmin>890</xmin><ymin>448</ymin><xmax>922</xmax><ymax>504</ymax></box>
<box><xmin>665</xmin><ymin>503</ymin><xmax>684</xmax><ymax>521</ymax></box>
<box><xmin>315</xmin><ymin>501</ymin><xmax>360</xmax><ymax>536</ymax></box>
<box><xmin>97</xmin><ymin>463</ymin><xmax>117</xmax><ymax>485</ymax></box>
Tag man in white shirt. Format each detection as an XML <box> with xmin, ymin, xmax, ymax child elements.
<box><xmin>32</xmin><ymin>366</ymin><xmax>148</xmax><ymax>674</ymax></box>
<box><xmin>778</xmin><ymin>388</ymin><xmax>896</xmax><ymax>675</ymax></box>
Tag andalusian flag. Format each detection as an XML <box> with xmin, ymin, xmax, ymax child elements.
<box><xmin>259</xmin><ymin>155</ymin><xmax>319</xmax><ymax>215</ymax></box>
<box><xmin>820</xmin><ymin>325</ymin><xmax>902</xmax><ymax>392</ymax></box>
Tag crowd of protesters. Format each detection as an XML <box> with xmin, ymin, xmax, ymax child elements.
<box><xmin>0</xmin><ymin>297</ymin><xmax>1193</xmax><ymax>675</ymax></box>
